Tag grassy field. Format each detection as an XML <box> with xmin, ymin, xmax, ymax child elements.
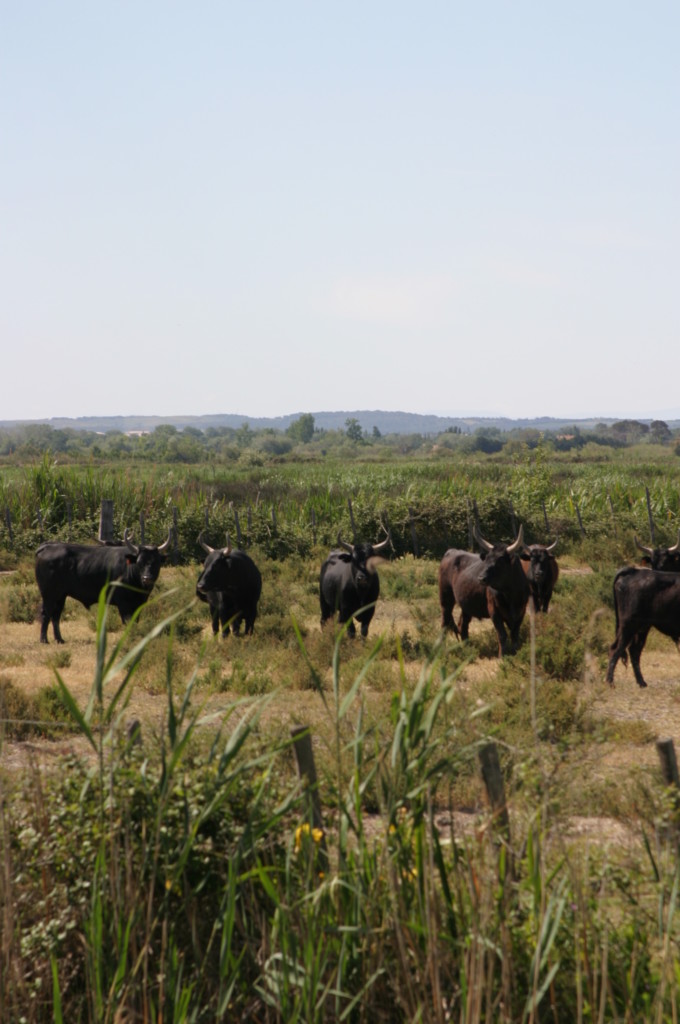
<box><xmin>2</xmin><ymin>445</ymin><xmax>680</xmax><ymax>1021</ymax></box>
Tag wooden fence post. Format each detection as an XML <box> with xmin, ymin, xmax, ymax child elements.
<box><xmin>408</xmin><ymin>507</ymin><xmax>419</xmax><ymax>558</ymax></box>
<box><xmin>310</xmin><ymin>509</ymin><xmax>317</xmax><ymax>546</ymax></box>
<box><xmin>657</xmin><ymin>738</ymin><xmax>680</xmax><ymax>850</ymax></box>
<box><xmin>466</xmin><ymin>499</ymin><xmax>473</xmax><ymax>549</ymax></box>
<box><xmin>290</xmin><ymin>725</ymin><xmax>328</xmax><ymax>872</ymax></box>
<box><xmin>231</xmin><ymin>504</ymin><xmax>242</xmax><ymax>548</ymax></box>
<box><xmin>99</xmin><ymin>500</ymin><xmax>114</xmax><ymax>542</ymax></box>
<box><xmin>478</xmin><ymin>741</ymin><xmax>513</xmax><ymax>878</ymax></box>
<box><xmin>347</xmin><ymin>498</ymin><xmax>356</xmax><ymax>541</ymax></box>
<box><xmin>139</xmin><ymin>510</ymin><xmax>146</xmax><ymax>546</ymax></box>
<box><xmin>5</xmin><ymin>508</ymin><xmax>13</xmax><ymax>547</ymax></box>
<box><xmin>645</xmin><ymin>486</ymin><xmax>656</xmax><ymax>545</ymax></box>
<box><xmin>172</xmin><ymin>506</ymin><xmax>178</xmax><ymax>563</ymax></box>
<box><xmin>541</xmin><ymin>500</ymin><xmax>550</xmax><ymax>534</ymax></box>
<box><xmin>607</xmin><ymin>493</ymin><xmax>617</xmax><ymax>536</ymax></box>
<box><xmin>509</xmin><ymin>499</ymin><xmax>517</xmax><ymax>537</ymax></box>
<box><xmin>572</xmin><ymin>498</ymin><xmax>586</xmax><ymax>537</ymax></box>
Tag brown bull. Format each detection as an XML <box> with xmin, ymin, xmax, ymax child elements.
<box><xmin>439</xmin><ymin>525</ymin><xmax>530</xmax><ymax>656</ymax></box>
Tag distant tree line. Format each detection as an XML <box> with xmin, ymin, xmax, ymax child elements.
<box><xmin>0</xmin><ymin>416</ymin><xmax>678</xmax><ymax>465</ymax></box>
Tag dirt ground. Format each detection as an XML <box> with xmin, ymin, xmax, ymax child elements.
<box><xmin>2</xmin><ymin>564</ymin><xmax>680</xmax><ymax>853</ymax></box>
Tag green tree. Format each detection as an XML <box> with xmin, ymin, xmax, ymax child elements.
<box><xmin>345</xmin><ymin>418</ymin><xmax>364</xmax><ymax>443</ymax></box>
<box><xmin>287</xmin><ymin>414</ymin><xmax>315</xmax><ymax>443</ymax></box>
<box><xmin>650</xmin><ymin>420</ymin><xmax>671</xmax><ymax>444</ymax></box>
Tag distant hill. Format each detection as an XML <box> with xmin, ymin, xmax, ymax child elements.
<box><xmin>1</xmin><ymin>411</ymin><xmax>679</xmax><ymax>435</ymax></box>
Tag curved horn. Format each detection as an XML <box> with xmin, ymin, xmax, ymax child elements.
<box><xmin>545</xmin><ymin>538</ymin><xmax>558</xmax><ymax>553</ymax></box>
<box><xmin>668</xmin><ymin>529</ymin><xmax>680</xmax><ymax>554</ymax></box>
<box><xmin>222</xmin><ymin>533</ymin><xmax>232</xmax><ymax>556</ymax></box>
<box><xmin>473</xmin><ymin>524</ymin><xmax>493</xmax><ymax>553</ymax></box>
<box><xmin>372</xmin><ymin>536</ymin><xmax>391</xmax><ymax>553</ymax></box>
<box><xmin>198</xmin><ymin>531</ymin><xmax>214</xmax><ymax>554</ymax></box>
<box><xmin>123</xmin><ymin>528</ymin><xmax>139</xmax><ymax>555</ymax></box>
<box><xmin>634</xmin><ymin>536</ymin><xmax>654</xmax><ymax>557</ymax></box>
<box><xmin>157</xmin><ymin>529</ymin><xmax>173</xmax><ymax>554</ymax></box>
<box><xmin>337</xmin><ymin>531</ymin><xmax>354</xmax><ymax>554</ymax></box>
<box><xmin>506</xmin><ymin>524</ymin><xmax>525</xmax><ymax>555</ymax></box>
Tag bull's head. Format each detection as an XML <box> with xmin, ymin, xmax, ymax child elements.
<box><xmin>635</xmin><ymin>530</ymin><xmax>680</xmax><ymax>570</ymax></box>
<box><xmin>475</xmin><ymin>525</ymin><xmax>524</xmax><ymax>587</ymax></box>
<box><xmin>337</xmin><ymin>528</ymin><xmax>391</xmax><ymax>585</ymax></box>
<box><xmin>124</xmin><ymin>527</ymin><xmax>172</xmax><ymax>588</ymax></box>
<box><xmin>196</xmin><ymin>532</ymin><xmax>233</xmax><ymax>595</ymax></box>
<box><xmin>474</xmin><ymin>524</ymin><xmax>524</xmax><ymax>557</ymax></box>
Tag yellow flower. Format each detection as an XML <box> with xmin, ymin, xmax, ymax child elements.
<box><xmin>312</xmin><ymin>828</ymin><xmax>324</xmax><ymax>845</ymax></box>
<box><xmin>295</xmin><ymin>823</ymin><xmax>311</xmax><ymax>852</ymax></box>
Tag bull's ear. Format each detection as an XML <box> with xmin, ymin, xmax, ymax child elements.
<box><xmin>125</xmin><ymin>553</ymin><xmax>135</xmax><ymax>565</ymax></box>
<box><xmin>478</xmin><ymin>549</ymin><xmax>487</xmax><ymax>561</ymax></box>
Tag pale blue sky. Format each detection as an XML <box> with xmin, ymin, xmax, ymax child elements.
<box><xmin>2</xmin><ymin>2</ymin><xmax>678</xmax><ymax>421</ymax></box>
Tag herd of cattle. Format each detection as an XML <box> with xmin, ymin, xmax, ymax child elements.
<box><xmin>30</xmin><ymin>525</ymin><xmax>680</xmax><ymax>690</ymax></box>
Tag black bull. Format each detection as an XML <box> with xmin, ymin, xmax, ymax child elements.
<box><xmin>195</xmin><ymin>534</ymin><xmax>262</xmax><ymax>636</ymax></box>
<box><xmin>521</xmin><ymin>541</ymin><xmax>559</xmax><ymax>613</ymax></box>
<box><xmin>439</xmin><ymin>525</ymin><xmax>530</xmax><ymax>656</ymax></box>
<box><xmin>320</xmin><ymin>534</ymin><xmax>390</xmax><ymax>638</ymax></box>
<box><xmin>35</xmin><ymin>529</ymin><xmax>171</xmax><ymax>643</ymax></box>
<box><xmin>606</xmin><ymin>566</ymin><xmax>680</xmax><ymax>688</ymax></box>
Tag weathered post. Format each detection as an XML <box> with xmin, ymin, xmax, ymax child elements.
<box><xmin>310</xmin><ymin>508</ymin><xmax>317</xmax><ymax>546</ymax></box>
<box><xmin>509</xmin><ymin>499</ymin><xmax>517</xmax><ymax>537</ymax></box>
<box><xmin>408</xmin><ymin>507</ymin><xmax>419</xmax><ymax>558</ymax></box>
<box><xmin>541</xmin><ymin>500</ymin><xmax>550</xmax><ymax>534</ymax></box>
<box><xmin>290</xmin><ymin>725</ymin><xmax>328</xmax><ymax>872</ymax></box>
<box><xmin>478</xmin><ymin>741</ymin><xmax>513</xmax><ymax>879</ymax></box>
<box><xmin>347</xmin><ymin>498</ymin><xmax>357</xmax><ymax>541</ymax></box>
<box><xmin>172</xmin><ymin>506</ymin><xmax>179</xmax><ymax>563</ymax></box>
<box><xmin>99</xmin><ymin>500</ymin><xmax>114</xmax><ymax>543</ymax></box>
<box><xmin>645</xmin><ymin>486</ymin><xmax>656</xmax><ymax>545</ymax></box>
<box><xmin>139</xmin><ymin>510</ymin><xmax>146</xmax><ymax>546</ymax></box>
<box><xmin>231</xmin><ymin>504</ymin><xmax>242</xmax><ymax>548</ymax></box>
<box><xmin>467</xmin><ymin>499</ymin><xmax>474</xmax><ymax>549</ymax></box>
<box><xmin>657</xmin><ymin>738</ymin><xmax>680</xmax><ymax>851</ymax></box>
<box><xmin>572</xmin><ymin>497</ymin><xmax>586</xmax><ymax>537</ymax></box>
<box><xmin>5</xmin><ymin>508</ymin><xmax>14</xmax><ymax>547</ymax></box>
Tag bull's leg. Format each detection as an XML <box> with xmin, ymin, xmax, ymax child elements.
<box><xmin>211</xmin><ymin>607</ymin><xmax>220</xmax><ymax>635</ymax></box>
<box><xmin>440</xmin><ymin>587</ymin><xmax>459</xmax><ymax>636</ymax></box>
<box><xmin>320</xmin><ymin>595</ymin><xmax>333</xmax><ymax>629</ymax></box>
<box><xmin>606</xmin><ymin>628</ymin><xmax>630</xmax><ymax>685</ymax></box>
<box><xmin>458</xmin><ymin>613</ymin><xmax>471</xmax><ymax>640</ymax></box>
<box><xmin>358</xmin><ymin>611</ymin><xmax>373</xmax><ymax>638</ymax></box>
<box><xmin>628</xmin><ymin>628</ymin><xmax>650</xmax><ymax>688</ymax></box>
<box><xmin>509</xmin><ymin>616</ymin><xmax>524</xmax><ymax>653</ymax></box>
<box><xmin>40</xmin><ymin>595</ymin><xmax>66</xmax><ymax>644</ymax></box>
<box><xmin>340</xmin><ymin>614</ymin><xmax>356</xmax><ymax>638</ymax></box>
<box><xmin>491</xmin><ymin>612</ymin><xmax>509</xmax><ymax>657</ymax></box>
